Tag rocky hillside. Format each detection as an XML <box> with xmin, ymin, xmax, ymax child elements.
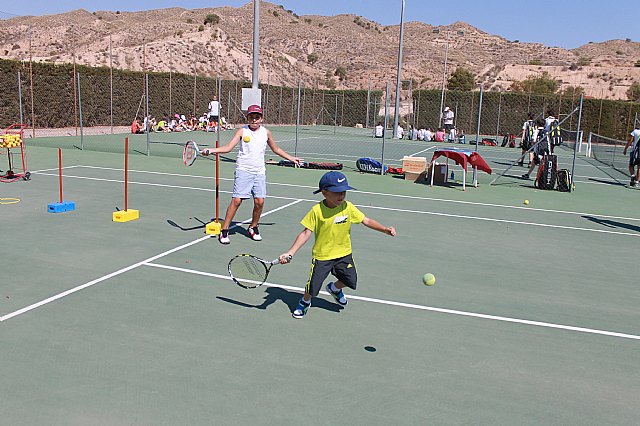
<box><xmin>1</xmin><ymin>2</ymin><xmax>639</xmax><ymax>99</ymax></box>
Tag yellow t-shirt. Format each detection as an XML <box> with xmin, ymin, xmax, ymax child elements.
<box><xmin>301</xmin><ymin>200</ymin><xmax>365</xmax><ymax>261</ymax></box>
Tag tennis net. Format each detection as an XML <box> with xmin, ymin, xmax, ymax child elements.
<box><xmin>588</xmin><ymin>132</ymin><xmax>628</xmax><ymax>174</ymax></box>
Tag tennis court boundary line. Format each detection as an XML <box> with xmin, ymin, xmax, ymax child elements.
<box><xmin>39</xmin><ymin>165</ymin><xmax>640</xmax><ymax>223</ymax></box>
<box><xmin>144</xmin><ymin>262</ymin><xmax>640</xmax><ymax>342</ymax></box>
<box><xmin>0</xmin><ymin>200</ymin><xmax>304</xmax><ymax>323</ymax></box>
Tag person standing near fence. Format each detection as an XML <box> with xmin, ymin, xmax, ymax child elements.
<box><xmin>519</xmin><ymin>113</ymin><xmax>535</xmax><ymax>167</ymax></box>
<box><xmin>208</xmin><ymin>96</ymin><xmax>221</xmax><ymax>124</ymax></box>
<box><xmin>623</xmin><ymin>125</ymin><xmax>640</xmax><ymax>187</ymax></box>
<box><xmin>443</xmin><ymin>106</ymin><xmax>455</xmax><ymax>137</ymax></box>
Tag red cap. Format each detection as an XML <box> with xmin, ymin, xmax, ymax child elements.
<box><xmin>247</xmin><ymin>104</ymin><xmax>263</xmax><ymax>115</ymax></box>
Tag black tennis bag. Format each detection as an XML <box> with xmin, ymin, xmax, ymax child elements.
<box><xmin>556</xmin><ymin>169</ymin><xmax>571</xmax><ymax>192</ymax></box>
<box><xmin>534</xmin><ymin>154</ymin><xmax>557</xmax><ymax>190</ymax></box>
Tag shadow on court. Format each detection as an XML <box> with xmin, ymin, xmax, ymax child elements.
<box><xmin>217</xmin><ymin>287</ymin><xmax>344</xmax><ymax>314</ymax></box>
<box><xmin>583</xmin><ymin>216</ymin><xmax>640</xmax><ymax>233</ymax></box>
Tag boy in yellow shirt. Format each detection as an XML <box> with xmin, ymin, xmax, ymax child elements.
<box><xmin>279</xmin><ymin>171</ymin><xmax>396</xmax><ymax>319</ymax></box>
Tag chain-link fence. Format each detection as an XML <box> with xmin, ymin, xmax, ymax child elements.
<box><xmin>1</xmin><ymin>58</ymin><xmax>639</xmax><ymax>164</ymax></box>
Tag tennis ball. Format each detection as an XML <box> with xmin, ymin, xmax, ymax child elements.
<box><xmin>243</xmin><ymin>135</ymin><xmax>251</xmax><ymax>142</ymax></box>
<box><xmin>422</xmin><ymin>273</ymin><xmax>436</xmax><ymax>286</ymax></box>
<box><xmin>523</xmin><ymin>200</ymin><xmax>529</xmax><ymax>205</ymax></box>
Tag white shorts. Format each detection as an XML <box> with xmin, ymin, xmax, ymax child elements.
<box><xmin>232</xmin><ymin>169</ymin><xmax>267</xmax><ymax>199</ymax></box>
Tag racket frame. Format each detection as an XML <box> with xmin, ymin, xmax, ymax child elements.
<box><xmin>228</xmin><ymin>254</ymin><xmax>290</xmax><ymax>289</ymax></box>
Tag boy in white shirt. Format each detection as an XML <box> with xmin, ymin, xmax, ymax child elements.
<box><xmin>203</xmin><ymin>105</ymin><xmax>302</xmax><ymax>244</ymax></box>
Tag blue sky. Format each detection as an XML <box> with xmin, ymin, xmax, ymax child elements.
<box><xmin>1</xmin><ymin>0</ymin><xmax>638</xmax><ymax>49</ymax></box>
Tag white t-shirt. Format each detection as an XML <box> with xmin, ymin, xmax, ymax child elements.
<box><xmin>443</xmin><ymin>110</ymin><xmax>454</xmax><ymax>125</ymax></box>
<box><xmin>208</xmin><ymin>100</ymin><xmax>220</xmax><ymax>116</ymax></box>
<box><xmin>236</xmin><ymin>125</ymin><xmax>268</xmax><ymax>174</ymax></box>
<box><xmin>374</xmin><ymin>125</ymin><xmax>384</xmax><ymax>137</ymax></box>
<box><xmin>630</xmin><ymin>129</ymin><xmax>640</xmax><ymax>151</ymax></box>
<box><xmin>544</xmin><ymin>116</ymin><xmax>556</xmax><ymax>132</ymax></box>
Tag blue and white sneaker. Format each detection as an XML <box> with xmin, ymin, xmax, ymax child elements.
<box><xmin>326</xmin><ymin>282</ymin><xmax>347</xmax><ymax>306</ymax></box>
<box><xmin>292</xmin><ymin>299</ymin><xmax>310</xmax><ymax>319</ymax></box>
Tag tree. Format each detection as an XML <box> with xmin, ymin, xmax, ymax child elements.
<box><xmin>204</xmin><ymin>13</ymin><xmax>220</xmax><ymax>26</ymax></box>
<box><xmin>509</xmin><ymin>71</ymin><xmax>559</xmax><ymax>94</ymax></box>
<box><xmin>627</xmin><ymin>81</ymin><xmax>640</xmax><ymax>102</ymax></box>
<box><xmin>560</xmin><ymin>86</ymin><xmax>585</xmax><ymax>96</ymax></box>
<box><xmin>307</xmin><ymin>52</ymin><xmax>318</xmax><ymax>65</ymax></box>
<box><xmin>334</xmin><ymin>66</ymin><xmax>347</xmax><ymax>81</ymax></box>
<box><xmin>447</xmin><ymin>67</ymin><xmax>475</xmax><ymax>91</ymax></box>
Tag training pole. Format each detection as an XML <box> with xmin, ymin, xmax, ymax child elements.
<box><xmin>58</xmin><ymin>148</ymin><xmax>63</xmax><ymax>203</ymax></box>
<box><xmin>112</xmin><ymin>137</ymin><xmax>139</xmax><ymax>222</ymax></box>
<box><xmin>47</xmin><ymin>148</ymin><xmax>76</xmax><ymax>213</ymax></box>
<box><xmin>124</xmin><ymin>137</ymin><xmax>129</xmax><ymax>211</ymax></box>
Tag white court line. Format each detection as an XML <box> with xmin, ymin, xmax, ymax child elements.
<box><xmin>30</xmin><ymin>165</ymin><xmax>81</xmax><ymax>173</ymax></box>
<box><xmin>408</xmin><ymin>146</ymin><xmax>436</xmax><ymax>157</ymax></box>
<box><xmin>361</xmin><ymin>204</ymin><xmax>640</xmax><ymax>237</ymax></box>
<box><xmin>0</xmin><ymin>200</ymin><xmax>304</xmax><ymax>323</ymax></box>
<box><xmin>45</xmin><ymin>165</ymin><xmax>640</xmax><ymax>223</ymax></box>
<box><xmin>144</xmin><ymin>262</ymin><xmax>640</xmax><ymax>342</ymax></box>
<box><xmin>33</xmin><ymin>172</ymin><xmax>640</xmax><ymax>233</ymax></box>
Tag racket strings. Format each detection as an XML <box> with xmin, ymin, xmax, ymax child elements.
<box><xmin>230</xmin><ymin>256</ymin><xmax>268</xmax><ymax>285</ymax></box>
<box><xmin>183</xmin><ymin>145</ymin><xmax>196</xmax><ymax>165</ymax></box>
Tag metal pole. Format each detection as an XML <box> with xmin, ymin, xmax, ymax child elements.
<box><xmin>77</xmin><ymin>72</ymin><xmax>84</xmax><ymax>150</ymax></box>
<box><xmin>382</xmin><ymin>82</ymin><xmax>390</xmax><ymax>175</ymax></box>
<box><xmin>473</xmin><ymin>86</ymin><xmax>484</xmax><ymax>187</ymax></box>
<box><xmin>393</xmin><ymin>0</ymin><xmax>405</xmax><ymax>138</ymax></box>
<box><xmin>17</xmin><ymin>71</ymin><xmax>23</xmax><ymax>125</ymax></box>
<box><xmin>251</xmin><ymin>0</ymin><xmax>260</xmax><ymax>89</ymax></box>
<box><xmin>569</xmin><ymin>95</ymin><xmax>583</xmax><ymax>193</ymax></box>
<box><xmin>110</xmin><ymin>33</ymin><xmax>113</xmax><ymax>134</ymax></box>
<box><xmin>496</xmin><ymin>91</ymin><xmax>502</xmax><ymax>141</ymax></box>
<box><xmin>438</xmin><ymin>33</ymin><xmax>450</xmax><ymax>128</ymax></box>
<box><xmin>334</xmin><ymin>95</ymin><xmax>338</xmax><ymax>135</ymax></box>
<box><xmin>366</xmin><ymin>79</ymin><xmax>371</xmax><ymax>129</ymax></box>
<box><xmin>145</xmin><ymin>74</ymin><xmax>150</xmax><ymax>155</ymax></box>
<box><xmin>295</xmin><ymin>80</ymin><xmax>301</xmax><ymax>158</ymax></box>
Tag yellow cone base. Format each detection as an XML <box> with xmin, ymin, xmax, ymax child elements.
<box><xmin>113</xmin><ymin>209</ymin><xmax>140</xmax><ymax>222</ymax></box>
<box><xmin>205</xmin><ymin>221</ymin><xmax>222</xmax><ymax>235</ymax></box>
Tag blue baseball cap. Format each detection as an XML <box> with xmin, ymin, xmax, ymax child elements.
<box><xmin>313</xmin><ymin>171</ymin><xmax>355</xmax><ymax>194</ymax></box>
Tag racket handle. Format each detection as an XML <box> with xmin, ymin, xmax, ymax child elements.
<box><xmin>273</xmin><ymin>254</ymin><xmax>292</xmax><ymax>265</ymax></box>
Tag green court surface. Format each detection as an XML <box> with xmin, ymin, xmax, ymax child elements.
<box><xmin>1</xmin><ymin>139</ymin><xmax>639</xmax><ymax>425</ymax></box>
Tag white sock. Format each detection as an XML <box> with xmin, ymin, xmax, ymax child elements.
<box><xmin>329</xmin><ymin>282</ymin><xmax>339</xmax><ymax>292</ymax></box>
<box><xmin>301</xmin><ymin>298</ymin><xmax>311</xmax><ymax>306</ymax></box>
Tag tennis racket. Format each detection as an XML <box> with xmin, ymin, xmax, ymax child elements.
<box><xmin>183</xmin><ymin>140</ymin><xmax>202</xmax><ymax>166</ymax></box>
<box><xmin>228</xmin><ymin>253</ymin><xmax>292</xmax><ymax>289</ymax></box>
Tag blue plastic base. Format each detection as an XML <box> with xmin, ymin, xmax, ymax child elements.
<box><xmin>48</xmin><ymin>201</ymin><xmax>76</xmax><ymax>213</ymax></box>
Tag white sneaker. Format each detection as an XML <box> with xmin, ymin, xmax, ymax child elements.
<box><xmin>218</xmin><ymin>229</ymin><xmax>230</xmax><ymax>244</ymax></box>
<box><xmin>248</xmin><ymin>226</ymin><xmax>262</xmax><ymax>241</ymax></box>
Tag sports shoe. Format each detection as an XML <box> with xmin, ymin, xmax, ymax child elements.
<box><xmin>218</xmin><ymin>229</ymin><xmax>230</xmax><ymax>244</ymax></box>
<box><xmin>326</xmin><ymin>282</ymin><xmax>347</xmax><ymax>306</ymax></box>
<box><xmin>630</xmin><ymin>179</ymin><xmax>637</xmax><ymax>187</ymax></box>
<box><xmin>521</xmin><ymin>173</ymin><xmax>530</xmax><ymax>180</ymax></box>
<box><xmin>248</xmin><ymin>226</ymin><xmax>262</xmax><ymax>241</ymax></box>
<box><xmin>292</xmin><ymin>299</ymin><xmax>310</xmax><ymax>319</ymax></box>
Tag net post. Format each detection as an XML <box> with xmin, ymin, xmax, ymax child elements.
<box><xmin>569</xmin><ymin>95</ymin><xmax>583</xmax><ymax>193</ymax></box>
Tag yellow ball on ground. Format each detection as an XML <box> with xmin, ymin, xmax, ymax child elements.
<box><xmin>523</xmin><ymin>200</ymin><xmax>529</xmax><ymax>205</ymax></box>
<box><xmin>422</xmin><ymin>273</ymin><xmax>436</xmax><ymax>286</ymax></box>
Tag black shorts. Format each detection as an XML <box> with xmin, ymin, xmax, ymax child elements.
<box><xmin>444</xmin><ymin>123</ymin><xmax>453</xmax><ymax>132</ymax></box>
<box><xmin>306</xmin><ymin>254</ymin><xmax>357</xmax><ymax>297</ymax></box>
<box><xmin>630</xmin><ymin>148</ymin><xmax>640</xmax><ymax>167</ymax></box>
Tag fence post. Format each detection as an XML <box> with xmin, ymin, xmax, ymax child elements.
<box><xmin>473</xmin><ymin>86</ymin><xmax>484</xmax><ymax>187</ymax></box>
<box><xmin>77</xmin><ymin>72</ymin><xmax>84</xmax><ymax>150</ymax></box>
<box><xmin>17</xmin><ymin>71</ymin><xmax>23</xmax><ymax>125</ymax></box>
<box><xmin>295</xmin><ymin>80</ymin><xmax>301</xmax><ymax>158</ymax></box>
<box><xmin>381</xmin><ymin>82</ymin><xmax>390</xmax><ymax>175</ymax></box>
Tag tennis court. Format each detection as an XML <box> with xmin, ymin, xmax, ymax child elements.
<box><xmin>2</xmin><ymin>135</ymin><xmax>639</xmax><ymax>424</ymax></box>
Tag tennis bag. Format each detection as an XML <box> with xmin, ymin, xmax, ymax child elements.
<box><xmin>356</xmin><ymin>157</ymin><xmax>388</xmax><ymax>174</ymax></box>
<box><xmin>534</xmin><ymin>154</ymin><xmax>558</xmax><ymax>190</ymax></box>
<box><xmin>556</xmin><ymin>169</ymin><xmax>572</xmax><ymax>192</ymax></box>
